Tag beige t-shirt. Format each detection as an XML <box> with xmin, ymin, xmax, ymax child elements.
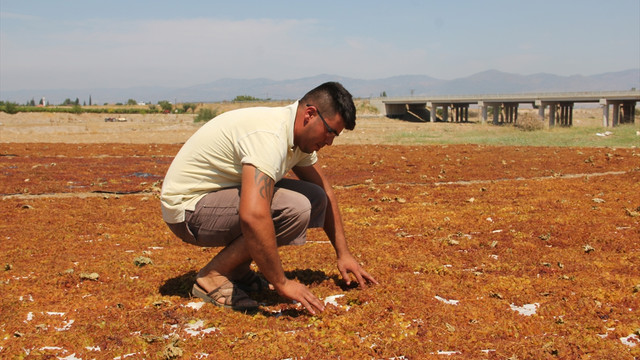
<box><xmin>160</xmin><ymin>101</ymin><xmax>317</xmax><ymax>223</ymax></box>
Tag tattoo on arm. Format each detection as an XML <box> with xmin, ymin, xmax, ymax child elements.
<box><xmin>254</xmin><ymin>168</ymin><xmax>274</xmax><ymax>201</ymax></box>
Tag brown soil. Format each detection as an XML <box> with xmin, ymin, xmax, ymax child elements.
<box><xmin>1</xmin><ymin>107</ymin><xmax>639</xmax><ymax>359</ymax></box>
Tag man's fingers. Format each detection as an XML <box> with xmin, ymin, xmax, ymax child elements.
<box><xmin>299</xmin><ymin>293</ymin><xmax>325</xmax><ymax>315</ymax></box>
<box><xmin>282</xmin><ymin>280</ymin><xmax>325</xmax><ymax>315</ymax></box>
<box><xmin>361</xmin><ymin>269</ymin><xmax>379</xmax><ymax>285</ymax></box>
<box><xmin>309</xmin><ymin>295</ymin><xmax>325</xmax><ymax>313</ymax></box>
<box><xmin>340</xmin><ymin>262</ymin><xmax>380</xmax><ymax>288</ymax></box>
<box><xmin>354</xmin><ymin>272</ymin><xmax>367</xmax><ymax>289</ymax></box>
<box><xmin>299</xmin><ymin>299</ymin><xmax>316</xmax><ymax>315</ymax></box>
<box><xmin>340</xmin><ymin>268</ymin><xmax>352</xmax><ymax>285</ymax></box>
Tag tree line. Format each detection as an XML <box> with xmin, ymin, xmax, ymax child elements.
<box><xmin>1</xmin><ymin>95</ymin><xmax>279</xmax><ymax>123</ymax></box>
<box><xmin>0</xmin><ymin>99</ymin><xmax>184</xmax><ymax>115</ymax></box>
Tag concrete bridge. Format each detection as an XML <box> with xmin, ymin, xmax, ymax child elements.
<box><xmin>374</xmin><ymin>91</ymin><xmax>639</xmax><ymax>127</ymax></box>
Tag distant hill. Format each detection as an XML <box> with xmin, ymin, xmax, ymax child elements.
<box><xmin>2</xmin><ymin>69</ymin><xmax>638</xmax><ymax>105</ymax></box>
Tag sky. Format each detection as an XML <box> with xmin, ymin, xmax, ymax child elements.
<box><xmin>1</xmin><ymin>0</ymin><xmax>639</xmax><ymax>92</ymax></box>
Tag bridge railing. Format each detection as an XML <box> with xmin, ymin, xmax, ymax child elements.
<box><xmin>379</xmin><ymin>90</ymin><xmax>640</xmax><ymax>103</ymax></box>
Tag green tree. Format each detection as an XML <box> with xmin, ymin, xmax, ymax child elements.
<box><xmin>158</xmin><ymin>100</ymin><xmax>173</xmax><ymax>113</ymax></box>
<box><xmin>233</xmin><ymin>95</ymin><xmax>261</xmax><ymax>102</ymax></box>
<box><xmin>127</xmin><ymin>99</ymin><xmax>138</xmax><ymax>106</ymax></box>
<box><xmin>2</xmin><ymin>101</ymin><xmax>19</xmax><ymax>114</ymax></box>
<box><xmin>194</xmin><ymin>107</ymin><xmax>218</xmax><ymax>122</ymax></box>
<box><xmin>182</xmin><ymin>103</ymin><xmax>196</xmax><ymax>113</ymax></box>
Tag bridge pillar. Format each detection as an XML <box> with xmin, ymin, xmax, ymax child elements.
<box><xmin>537</xmin><ymin>102</ymin><xmax>545</xmax><ymax>121</ymax></box>
<box><xmin>427</xmin><ymin>102</ymin><xmax>442</xmax><ymax>122</ymax></box>
<box><xmin>481</xmin><ymin>105</ymin><xmax>488</xmax><ymax>124</ymax></box>
<box><xmin>501</xmin><ymin>103</ymin><xmax>518</xmax><ymax>124</ymax></box>
<box><xmin>536</xmin><ymin>101</ymin><xmax>551</xmax><ymax>127</ymax></box>
<box><xmin>479</xmin><ymin>101</ymin><xmax>499</xmax><ymax>124</ymax></box>
<box><xmin>557</xmin><ymin>102</ymin><xmax>574</xmax><ymax>127</ymax></box>
<box><xmin>599</xmin><ymin>99</ymin><xmax>636</xmax><ymax>127</ymax></box>
<box><xmin>538</xmin><ymin>102</ymin><xmax>572</xmax><ymax>128</ymax></box>
<box><xmin>453</xmin><ymin>104</ymin><xmax>469</xmax><ymax>122</ymax></box>
<box><xmin>549</xmin><ymin>103</ymin><xmax>556</xmax><ymax>127</ymax></box>
<box><xmin>601</xmin><ymin>102</ymin><xmax>610</xmax><ymax>127</ymax></box>
<box><xmin>612</xmin><ymin>102</ymin><xmax>620</xmax><ymax>127</ymax></box>
<box><xmin>430</xmin><ymin>103</ymin><xmax>450</xmax><ymax>122</ymax></box>
<box><xmin>621</xmin><ymin>101</ymin><xmax>636</xmax><ymax>124</ymax></box>
<box><xmin>493</xmin><ymin>105</ymin><xmax>500</xmax><ymax>125</ymax></box>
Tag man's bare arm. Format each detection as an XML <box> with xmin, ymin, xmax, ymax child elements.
<box><xmin>239</xmin><ymin>164</ymin><xmax>325</xmax><ymax>314</ymax></box>
<box><xmin>239</xmin><ymin>165</ymin><xmax>283</xmax><ymax>284</ymax></box>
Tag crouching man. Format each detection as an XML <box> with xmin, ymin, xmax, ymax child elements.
<box><xmin>160</xmin><ymin>82</ymin><xmax>377</xmax><ymax>314</ymax></box>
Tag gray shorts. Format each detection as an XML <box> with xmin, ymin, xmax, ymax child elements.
<box><xmin>167</xmin><ymin>179</ymin><xmax>327</xmax><ymax>247</ymax></box>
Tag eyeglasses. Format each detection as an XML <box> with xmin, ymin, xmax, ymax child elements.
<box><xmin>306</xmin><ymin>104</ymin><xmax>339</xmax><ymax>137</ymax></box>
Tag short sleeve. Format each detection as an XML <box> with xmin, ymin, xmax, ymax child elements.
<box><xmin>237</xmin><ymin>131</ymin><xmax>285</xmax><ymax>180</ymax></box>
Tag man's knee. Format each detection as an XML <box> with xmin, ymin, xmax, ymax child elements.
<box><xmin>166</xmin><ymin>221</ymin><xmax>198</xmax><ymax>245</ymax></box>
<box><xmin>303</xmin><ymin>183</ymin><xmax>327</xmax><ymax>228</ymax></box>
<box><xmin>272</xmin><ymin>184</ymin><xmax>327</xmax><ymax>246</ymax></box>
<box><xmin>276</xmin><ymin>181</ymin><xmax>327</xmax><ymax>226</ymax></box>
<box><xmin>304</xmin><ymin>182</ymin><xmax>327</xmax><ymax>213</ymax></box>
<box><xmin>273</xmin><ymin>189</ymin><xmax>312</xmax><ymax>226</ymax></box>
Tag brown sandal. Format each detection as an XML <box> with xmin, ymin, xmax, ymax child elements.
<box><xmin>192</xmin><ymin>281</ymin><xmax>258</xmax><ymax>311</ymax></box>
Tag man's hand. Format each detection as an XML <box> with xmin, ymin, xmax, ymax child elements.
<box><xmin>276</xmin><ymin>279</ymin><xmax>325</xmax><ymax>315</ymax></box>
<box><xmin>337</xmin><ymin>253</ymin><xmax>379</xmax><ymax>289</ymax></box>
<box><xmin>291</xmin><ymin>165</ymin><xmax>378</xmax><ymax>290</ymax></box>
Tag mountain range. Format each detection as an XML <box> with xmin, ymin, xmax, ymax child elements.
<box><xmin>2</xmin><ymin>69</ymin><xmax>638</xmax><ymax>105</ymax></box>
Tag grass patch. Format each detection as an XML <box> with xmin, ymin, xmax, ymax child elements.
<box><xmin>386</xmin><ymin>123</ymin><xmax>639</xmax><ymax>147</ymax></box>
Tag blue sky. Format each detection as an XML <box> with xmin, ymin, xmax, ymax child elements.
<box><xmin>1</xmin><ymin>0</ymin><xmax>639</xmax><ymax>91</ymax></box>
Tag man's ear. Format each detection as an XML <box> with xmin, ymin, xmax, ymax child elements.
<box><xmin>303</xmin><ymin>107</ymin><xmax>313</xmax><ymax>125</ymax></box>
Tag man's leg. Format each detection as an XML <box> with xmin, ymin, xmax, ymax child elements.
<box><xmin>182</xmin><ymin>180</ymin><xmax>327</xmax><ymax>306</ymax></box>
<box><xmin>194</xmin><ymin>236</ymin><xmax>257</xmax><ymax>307</ymax></box>
<box><xmin>180</xmin><ymin>188</ymin><xmax>252</xmax><ymax>306</ymax></box>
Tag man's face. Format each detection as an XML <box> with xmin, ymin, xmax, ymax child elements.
<box><xmin>298</xmin><ymin>105</ymin><xmax>344</xmax><ymax>153</ymax></box>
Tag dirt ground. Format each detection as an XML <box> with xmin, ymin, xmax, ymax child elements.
<box><xmin>2</xmin><ymin>142</ymin><xmax>639</xmax><ymax>359</ymax></box>
<box><xmin>0</xmin><ymin>107</ymin><xmax>607</xmax><ymax>145</ymax></box>
<box><xmin>0</xmin><ymin>112</ymin><xmax>201</xmax><ymax>144</ymax></box>
<box><xmin>2</xmin><ymin>106</ymin><xmax>639</xmax><ymax>358</ymax></box>
<box><xmin>0</xmin><ymin>111</ymin><xmax>427</xmax><ymax>145</ymax></box>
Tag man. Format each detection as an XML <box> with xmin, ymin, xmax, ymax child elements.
<box><xmin>161</xmin><ymin>82</ymin><xmax>377</xmax><ymax>314</ymax></box>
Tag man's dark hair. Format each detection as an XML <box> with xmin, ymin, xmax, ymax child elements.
<box><xmin>300</xmin><ymin>82</ymin><xmax>356</xmax><ymax>130</ymax></box>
